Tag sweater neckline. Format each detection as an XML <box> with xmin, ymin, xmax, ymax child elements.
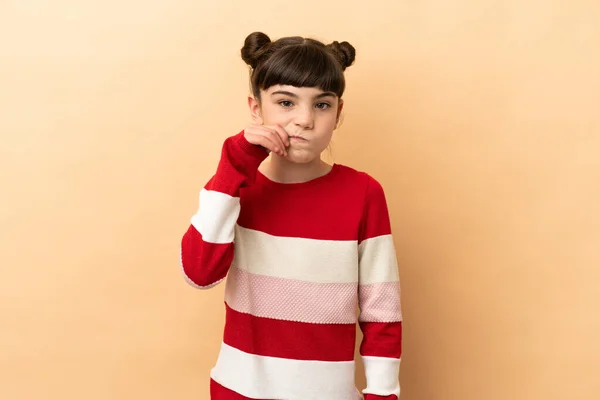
<box><xmin>255</xmin><ymin>163</ymin><xmax>341</xmax><ymax>189</ymax></box>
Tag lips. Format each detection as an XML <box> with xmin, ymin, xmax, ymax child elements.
<box><xmin>288</xmin><ymin>126</ymin><xmax>307</xmax><ymax>142</ymax></box>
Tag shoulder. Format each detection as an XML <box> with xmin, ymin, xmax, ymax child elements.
<box><xmin>334</xmin><ymin>164</ymin><xmax>387</xmax><ymax>200</ymax></box>
<box><xmin>335</xmin><ymin>165</ymin><xmax>393</xmax><ymax>239</ymax></box>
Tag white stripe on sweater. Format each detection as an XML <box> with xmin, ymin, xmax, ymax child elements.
<box><xmin>210</xmin><ymin>342</ymin><xmax>362</xmax><ymax>400</ymax></box>
<box><xmin>232</xmin><ymin>225</ymin><xmax>359</xmax><ymax>283</ymax></box>
<box><xmin>359</xmin><ymin>234</ymin><xmax>400</xmax><ymax>284</ymax></box>
<box><xmin>191</xmin><ymin>189</ymin><xmax>240</xmax><ymax>244</ymax></box>
<box><xmin>362</xmin><ymin>355</ymin><xmax>401</xmax><ymax>398</ymax></box>
<box><xmin>233</xmin><ymin>226</ymin><xmax>400</xmax><ymax>285</ymax></box>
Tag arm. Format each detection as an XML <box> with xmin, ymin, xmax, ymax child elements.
<box><xmin>358</xmin><ymin>175</ymin><xmax>403</xmax><ymax>399</ymax></box>
<box><xmin>180</xmin><ymin>130</ymin><xmax>268</xmax><ymax>288</ymax></box>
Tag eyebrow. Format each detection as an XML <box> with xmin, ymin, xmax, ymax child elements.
<box><xmin>271</xmin><ymin>90</ymin><xmax>336</xmax><ymax>99</ymax></box>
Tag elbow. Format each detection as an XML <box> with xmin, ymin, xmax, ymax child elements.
<box><xmin>179</xmin><ymin>251</ymin><xmax>224</xmax><ymax>289</ymax></box>
<box><xmin>182</xmin><ymin>269</ymin><xmax>225</xmax><ymax>289</ymax></box>
<box><xmin>179</xmin><ymin>244</ymin><xmax>228</xmax><ymax>289</ymax></box>
<box><xmin>179</xmin><ymin>225</ymin><xmax>231</xmax><ymax>289</ymax></box>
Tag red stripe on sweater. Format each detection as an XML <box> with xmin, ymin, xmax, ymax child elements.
<box><xmin>238</xmin><ymin>165</ymin><xmax>375</xmax><ymax>241</ymax></box>
<box><xmin>359</xmin><ymin>321</ymin><xmax>403</xmax><ymax>358</ymax></box>
<box><xmin>180</xmin><ymin>225</ymin><xmax>233</xmax><ymax>287</ymax></box>
<box><xmin>210</xmin><ymin>378</ymin><xmax>261</xmax><ymax>399</ymax></box>
<box><xmin>223</xmin><ymin>303</ymin><xmax>356</xmax><ymax>362</ymax></box>
<box><xmin>364</xmin><ymin>394</ymin><xmax>398</xmax><ymax>400</ymax></box>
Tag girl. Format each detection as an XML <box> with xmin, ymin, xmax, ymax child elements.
<box><xmin>180</xmin><ymin>32</ymin><xmax>402</xmax><ymax>400</ymax></box>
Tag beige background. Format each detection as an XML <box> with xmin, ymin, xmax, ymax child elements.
<box><xmin>1</xmin><ymin>1</ymin><xmax>599</xmax><ymax>399</ymax></box>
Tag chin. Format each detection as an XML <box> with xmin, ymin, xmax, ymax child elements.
<box><xmin>283</xmin><ymin>144</ymin><xmax>329</xmax><ymax>164</ymax></box>
<box><xmin>286</xmin><ymin>155</ymin><xmax>315</xmax><ymax>164</ymax></box>
<box><xmin>285</xmin><ymin>152</ymin><xmax>317</xmax><ymax>164</ymax></box>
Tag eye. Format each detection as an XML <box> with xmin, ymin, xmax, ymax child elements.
<box><xmin>315</xmin><ymin>102</ymin><xmax>331</xmax><ymax>110</ymax></box>
<box><xmin>279</xmin><ymin>100</ymin><xmax>294</xmax><ymax>108</ymax></box>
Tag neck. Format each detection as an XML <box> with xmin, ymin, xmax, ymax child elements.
<box><xmin>259</xmin><ymin>156</ymin><xmax>332</xmax><ymax>184</ymax></box>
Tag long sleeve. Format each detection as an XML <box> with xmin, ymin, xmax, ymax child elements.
<box><xmin>180</xmin><ymin>131</ymin><xmax>268</xmax><ymax>288</ymax></box>
<box><xmin>358</xmin><ymin>175</ymin><xmax>403</xmax><ymax>399</ymax></box>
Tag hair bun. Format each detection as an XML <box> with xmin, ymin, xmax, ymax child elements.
<box><xmin>241</xmin><ymin>32</ymin><xmax>272</xmax><ymax>68</ymax></box>
<box><xmin>328</xmin><ymin>41</ymin><xmax>356</xmax><ymax>70</ymax></box>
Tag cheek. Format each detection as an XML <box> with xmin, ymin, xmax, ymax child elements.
<box><xmin>318</xmin><ymin>114</ymin><xmax>338</xmax><ymax>135</ymax></box>
<box><xmin>260</xmin><ymin>104</ymin><xmax>291</xmax><ymax>124</ymax></box>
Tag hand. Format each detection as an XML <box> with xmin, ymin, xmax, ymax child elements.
<box><xmin>244</xmin><ymin>124</ymin><xmax>290</xmax><ymax>157</ymax></box>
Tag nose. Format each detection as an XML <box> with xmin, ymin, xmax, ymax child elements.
<box><xmin>293</xmin><ymin>107</ymin><xmax>314</xmax><ymax>130</ymax></box>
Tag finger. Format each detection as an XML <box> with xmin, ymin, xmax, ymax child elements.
<box><xmin>271</xmin><ymin>125</ymin><xmax>291</xmax><ymax>147</ymax></box>
<box><xmin>267</xmin><ymin>128</ymin><xmax>287</xmax><ymax>156</ymax></box>
<box><xmin>250</xmin><ymin>125</ymin><xmax>286</xmax><ymax>156</ymax></box>
<box><xmin>248</xmin><ymin>132</ymin><xmax>280</xmax><ymax>155</ymax></box>
<box><xmin>260</xmin><ymin>126</ymin><xmax>286</xmax><ymax>156</ymax></box>
<box><xmin>246</xmin><ymin>127</ymin><xmax>280</xmax><ymax>154</ymax></box>
<box><xmin>244</xmin><ymin>129</ymin><xmax>267</xmax><ymax>153</ymax></box>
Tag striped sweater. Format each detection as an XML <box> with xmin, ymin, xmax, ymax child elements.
<box><xmin>180</xmin><ymin>131</ymin><xmax>403</xmax><ymax>400</ymax></box>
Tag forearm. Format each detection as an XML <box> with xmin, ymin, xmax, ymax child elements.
<box><xmin>180</xmin><ymin>131</ymin><xmax>268</xmax><ymax>288</ymax></box>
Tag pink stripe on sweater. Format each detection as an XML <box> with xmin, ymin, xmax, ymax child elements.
<box><xmin>224</xmin><ymin>267</ymin><xmax>358</xmax><ymax>324</ymax></box>
<box><xmin>358</xmin><ymin>281</ymin><xmax>402</xmax><ymax>322</ymax></box>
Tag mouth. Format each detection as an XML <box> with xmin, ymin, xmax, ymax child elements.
<box><xmin>288</xmin><ymin>126</ymin><xmax>308</xmax><ymax>142</ymax></box>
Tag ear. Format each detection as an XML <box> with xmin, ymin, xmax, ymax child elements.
<box><xmin>248</xmin><ymin>95</ymin><xmax>263</xmax><ymax>125</ymax></box>
<box><xmin>335</xmin><ymin>98</ymin><xmax>344</xmax><ymax>127</ymax></box>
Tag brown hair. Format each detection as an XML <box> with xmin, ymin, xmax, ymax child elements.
<box><xmin>241</xmin><ymin>32</ymin><xmax>356</xmax><ymax>100</ymax></box>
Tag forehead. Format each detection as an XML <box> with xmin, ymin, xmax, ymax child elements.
<box><xmin>264</xmin><ymin>85</ymin><xmax>334</xmax><ymax>97</ymax></box>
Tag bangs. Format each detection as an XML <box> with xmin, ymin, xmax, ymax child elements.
<box><xmin>255</xmin><ymin>44</ymin><xmax>345</xmax><ymax>97</ymax></box>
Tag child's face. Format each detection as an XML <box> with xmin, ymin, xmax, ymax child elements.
<box><xmin>250</xmin><ymin>85</ymin><xmax>343</xmax><ymax>164</ymax></box>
